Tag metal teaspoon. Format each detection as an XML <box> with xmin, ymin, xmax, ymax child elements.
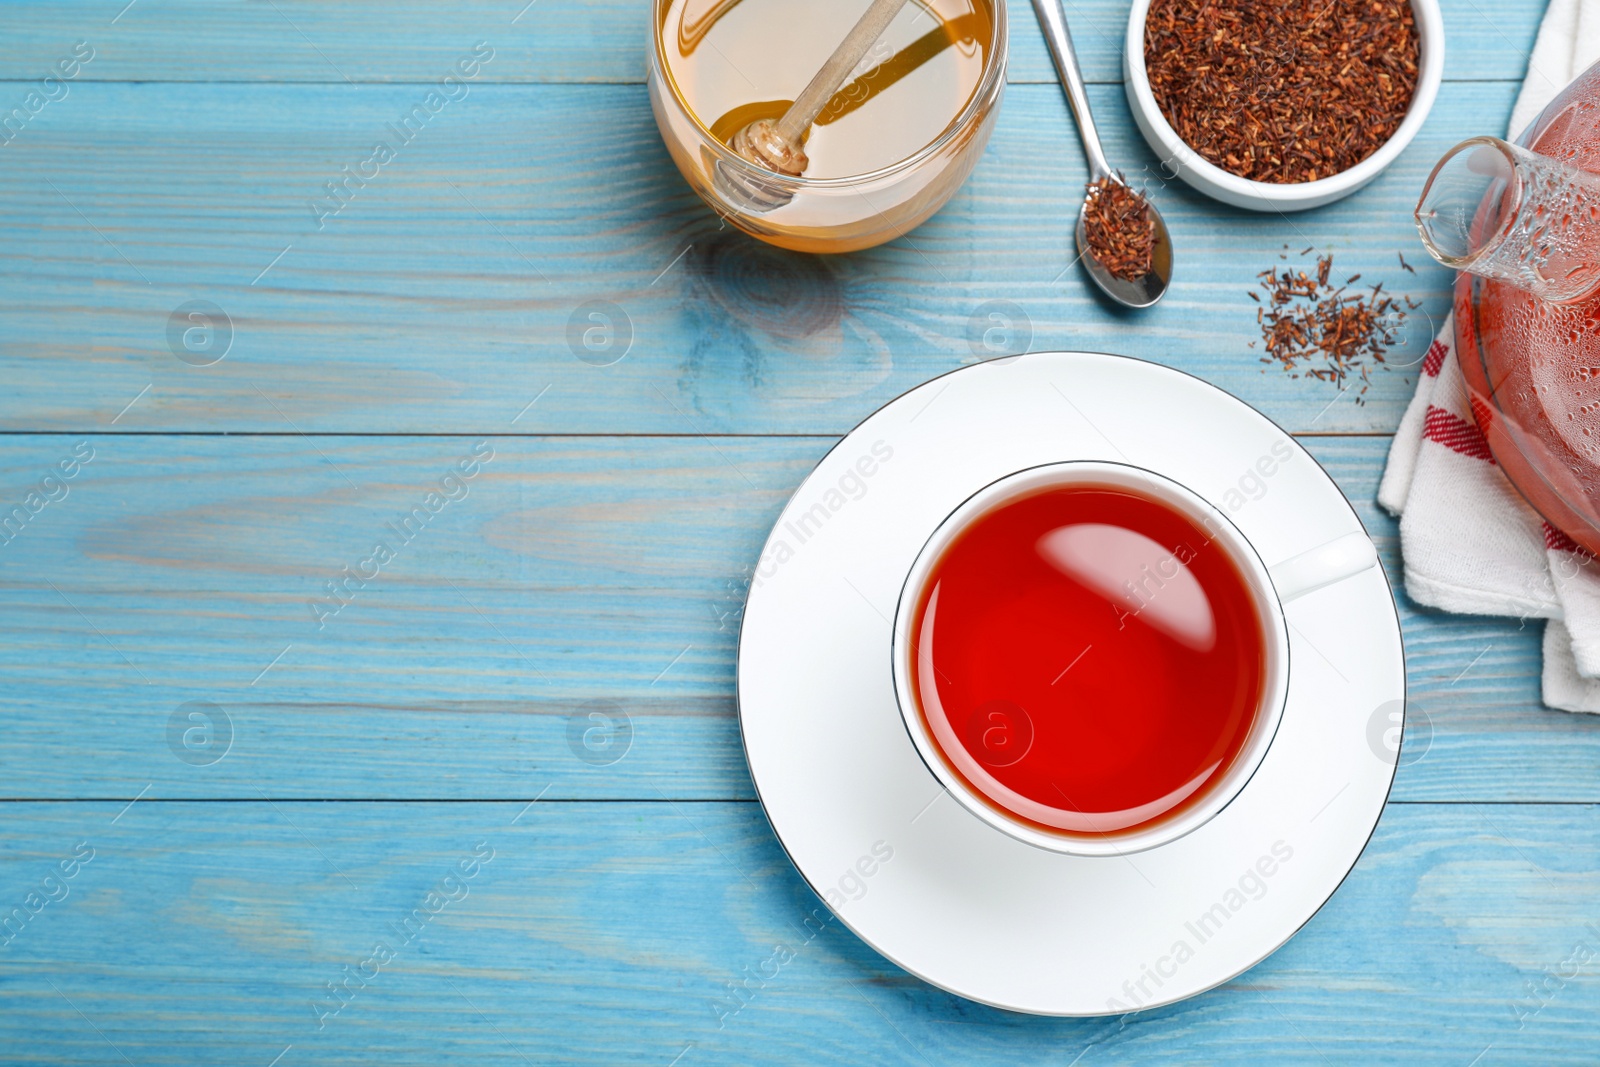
<box><xmin>1032</xmin><ymin>0</ymin><xmax>1173</xmax><ymax>308</ymax></box>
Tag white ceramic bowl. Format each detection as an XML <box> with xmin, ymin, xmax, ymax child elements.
<box><xmin>1123</xmin><ymin>0</ymin><xmax>1444</xmax><ymax>212</ymax></box>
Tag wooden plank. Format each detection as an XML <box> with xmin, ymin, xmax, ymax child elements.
<box><xmin>0</xmin><ymin>0</ymin><xmax>1544</xmax><ymax>85</ymax></box>
<box><xmin>0</xmin><ymin>433</ymin><xmax>1594</xmax><ymax>802</ymax></box>
<box><xmin>0</xmin><ymin>81</ymin><xmax>1505</xmax><ymax>436</ymax></box>
<box><xmin>0</xmin><ymin>434</ymin><xmax>801</xmax><ymax>802</ymax></box>
<box><xmin>0</xmin><ymin>800</ymin><xmax>1595</xmax><ymax>1064</ymax></box>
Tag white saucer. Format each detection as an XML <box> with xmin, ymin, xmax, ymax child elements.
<box><xmin>737</xmin><ymin>352</ymin><xmax>1404</xmax><ymax>1016</ymax></box>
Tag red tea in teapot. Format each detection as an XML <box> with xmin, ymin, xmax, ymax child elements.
<box><xmin>1436</xmin><ymin>62</ymin><xmax>1600</xmax><ymax>553</ymax></box>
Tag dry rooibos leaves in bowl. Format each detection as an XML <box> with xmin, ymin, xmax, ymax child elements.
<box><xmin>1144</xmin><ymin>0</ymin><xmax>1421</xmax><ymax>184</ymax></box>
<box><xmin>1083</xmin><ymin>176</ymin><xmax>1157</xmax><ymax>281</ymax></box>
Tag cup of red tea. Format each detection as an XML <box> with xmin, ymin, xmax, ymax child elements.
<box><xmin>893</xmin><ymin>461</ymin><xmax>1302</xmax><ymax>856</ymax></box>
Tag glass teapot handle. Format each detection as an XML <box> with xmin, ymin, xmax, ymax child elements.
<box><xmin>1415</xmin><ymin>135</ymin><xmax>1600</xmax><ymax>305</ymax></box>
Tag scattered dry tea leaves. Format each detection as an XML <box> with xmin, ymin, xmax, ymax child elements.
<box><xmin>1254</xmin><ymin>248</ymin><xmax>1406</xmax><ymax>396</ymax></box>
<box><xmin>1144</xmin><ymin>0</ymin><xmax>1420</xmax><ymax>184</ymax></box>
<box><xmin>1083</xmin><ymin>176</ymin><xmax>1156</xmax><ymax>281</ymax></box>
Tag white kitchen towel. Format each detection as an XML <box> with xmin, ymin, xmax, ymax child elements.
<box><xmin>1379</xmin><ymin>0</ymin><xmax>1600</xmax><ymax>712</ymax></box>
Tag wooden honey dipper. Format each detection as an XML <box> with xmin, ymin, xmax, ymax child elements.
<box><xmin>730</xmin><ymin>0</ymin><xmax>912</xmax><ymax>177</ymax></box>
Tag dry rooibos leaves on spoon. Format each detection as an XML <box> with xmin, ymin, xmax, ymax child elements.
<box><xmin>1083</xmin><ymin>176</ymin><xmax>1156</xmax><ymax>281</ymax></box>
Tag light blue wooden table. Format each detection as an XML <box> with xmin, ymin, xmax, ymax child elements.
<box><xmin>1</xmin><ymin>1</ymin><xmax>1596</xmax><ymax>1062</ymax></box>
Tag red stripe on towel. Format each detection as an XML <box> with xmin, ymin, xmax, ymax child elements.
<box><xmin>1544</xmin><ymin>521</ymin><xmax>1595</xmax><ymax>560</ymax></box>
<box><xmin>1422</xmin><ymin>338</ymin><xmax>1448</xmax><ymax>377</ymax></box>
<box><xmin>1423</xmin><ymin>406</ymin><xmax>1495</xmax><ymax>463</ymax></box>
<box><xmin>1468</xmin><ymin>394</ymin><xmax>1496</xmax><ymax>435</ymax></box>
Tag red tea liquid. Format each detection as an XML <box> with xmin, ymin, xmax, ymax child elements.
<box><xmin>1458</xmin><ymin>63</ymin><xmax>1600</xmax><ymax>553</ymax></box>
<box><xmin>909</xmin><ymin>485</ymin><xmax>1269</xmax><ymax>837</ymax></box>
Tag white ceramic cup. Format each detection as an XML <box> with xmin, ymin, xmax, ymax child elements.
<box><xmin>890</xmin><ymin>461</ymin><xmax>1377</xmax><ymax>856</ymax></box>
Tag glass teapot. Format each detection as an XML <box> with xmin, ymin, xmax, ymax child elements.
<box><xmin>1416</xmin><ymin>60</ymin><xmax>1600</xmax><ymax>554</ymax></box>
